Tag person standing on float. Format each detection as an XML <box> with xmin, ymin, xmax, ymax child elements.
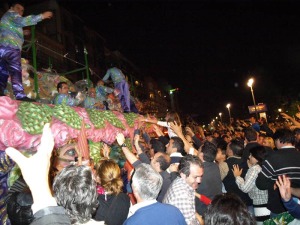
<box><xmin>0</xmin><ymin>2</ymin><xmax>53</xmax><ymax>101</ymax></box>
<box><xmin>102</xmin><ymin>65</ymin><xmax>131</xmax><ymax>112</ymax></box>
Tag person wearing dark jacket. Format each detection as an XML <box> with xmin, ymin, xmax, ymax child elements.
<box><xmin>94</xmin><ymin>159</ymin><xmax>130</xmax><ymax>225</ymax></box>
<box><xmin>196</xmin><ymin>141</ymin><xmax>222</xmax><ymax>216</ymax></box>
<box><xmin>256</xmin><ymin>128</ymin><xmax>300</xmax><ymax>217</ymax></box>
<box><xmin>242</xmin><ymin>127</ymin><xmax>260</xmax><ymax>161</ymax></box>
<box><xmin>259</xmin><ymin>117</ymin><xmax>274</xmax><ymax>137</ymax></box>
<box><xmin>223</xmin><ymin>139</ymin><xmax>253</xmax><ymax>211</ymax></box>
<box><xmin>6</xmin><ymin>176</ymin><xmax>34</xmax><ymax>225</ymax></box>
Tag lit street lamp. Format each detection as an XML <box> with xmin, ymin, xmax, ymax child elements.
<box><xmin>226</xmin><ymin>103</ymin><xmax>231</xmax><ymax>124</ymax></box>
<box><xmin>247</xmin><ymin>78</ymin><xmax>258</xmax><ymax>120</ymax></box>
<box><xmin>277</xmin><ymin>108</ymin><xmax>283</xmax><ymax>121</ymax></box>
<box><xmin>169</xmin><ymin>88</ymin><xmax>179</xmax><ymax>111</ymax></box>
<box><xmin>219</xmin><ymin>112</ymin><xmax>222</xmax><ymax>123</ymax></box>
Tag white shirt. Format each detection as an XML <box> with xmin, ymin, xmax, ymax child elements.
<box><xmin>157</xmin><ymin>121</ymin><xmax>178</xmax><ymax>138</ymax></box>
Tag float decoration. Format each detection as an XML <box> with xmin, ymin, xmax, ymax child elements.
<box><xmin>86</xmin><ymin>109</ymin><xmax>107</xmax><ymax>129</ymax></box>
<box><xmin>101</xmin><ymin>110</ymin><xmax>126</xmax><ymax>130</ymax></box>
<box><xmin>89</xmin><ymin>141</ymin><xmax>103</xmax><ymax>164</ymax></box>
<box><xmin>0</xmin><ymin>96</ymin><xmax>140</xmax><ymax>150</ymax></box>
<box><xmin>87</xmin><ymin>109</ymin><xmax>125</xmax><ymax>130</ymax></box>
<box><xmin>123</xmin><ymin>112</ymin><xmax>140</xmax><ymax>127</ymax></box>
<box><xmin>17</xmin><ymin>102</ymin><xmax>52</xmax><ymax>135</ymax></box>
<box><xmin>53</xmin><ymin>104</ymin><xmax>89</xmax><ymax>130</ymax></box>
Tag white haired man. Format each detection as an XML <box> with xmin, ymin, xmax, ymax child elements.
<box><xmin>123</xmin><ymin>163</ymin><xmax>186</xmax><ymax>225</ymax></box>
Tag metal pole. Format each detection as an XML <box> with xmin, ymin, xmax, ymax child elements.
<box><xmin>129</xmin><ymin>74</ymin><xmax>136</xmax><ymax>97</ymax></box>
<box><xmin>170</xmin><ymin>94</ymin><xmax>175</xmax><ymax>111</ymax></box>
<box><xmin>84</xmin><ymin>47</ymin><xmax>90</xmax><ymax>87</ymax></box>
<box><xmin>61</xmin><ymin>67</ymin><xmax>87</xmax><ymax>76</ymax></box>
<box><xmin>250</xmin><ymin>86</ymin><xmax>258</xmax><ymax>120</ymax></box>
<box><xmin>31</xmin><ymin>25</ymin><xmax>39</xmax><ymax>99</ymax></box>
<box><xmin>219</xmin><ymin>113</ymin><xmax>222</xmax><ymax>123</ymax></box>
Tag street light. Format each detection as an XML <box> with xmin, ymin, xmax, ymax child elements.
<box><xmin>226</xmin><ymin>103</ymin><xmax>231</xmax><ymax>124</ymax></box>
<box><xmin>219</xmin><ymin>112</ymin><xmax>222</xmax><ymax>123</ymax></box>
<box><xmin>247</xmin><ymin>78</ymin><xmax>258</xmax><ymax>120</ymax></box>
<box><xmin>169</xmin><ymin>88</ymin><xmax>179</xmax><ymax>111</ymax></box>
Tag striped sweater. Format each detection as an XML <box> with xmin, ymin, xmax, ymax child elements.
<box><xmin>256</xmin><ymin>147</ymin><xmax>300</xmax><ymax>214</ymax></box>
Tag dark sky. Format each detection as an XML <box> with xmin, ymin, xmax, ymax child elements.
<box><xmin>59</xmin><ymin>0</ymin><xmax>300</xmax><ymax>122</ymax></box>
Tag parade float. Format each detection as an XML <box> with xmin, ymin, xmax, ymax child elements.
<box><xmin>0</xmin><ymin>59</ymin><xmax>144</xmax><ymax>225</ymax></box>
<box><xmin>2</xmin><ymin>59</ymin><xmax>139</xmax><ymax>146</ymax></box>
<box><xmin>0</xmin><ymin>96</ymin><xmax>140</xmax><ymax>159</ymax></box>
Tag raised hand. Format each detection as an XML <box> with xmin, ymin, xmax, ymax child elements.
<box><xmin>42</xmin><ymin>11</ymin><xmax>53</xmax><ymax>19</ymax></box>
<box><xmin>232</xmin><ymin>164</ymin><xmax>242</xmax><ymax>177</ymax></box>
<box><xmin>116</xmin><ymin>133</ymin><xmax>125</xmax><ymax>146</ymax></box>
<box><xmin>185</xmin><ymin>126</ymin><xmax>195</xmax><ymax>136</ymax></box>
<box><xmin>276</xmin><ymin>175</ymin><xmax>292</xmax><ymax>202</ymax></box>
<box><xmin>153</xmin><ymin>124</ymin><xmax>164</xmax><ymax>137</ymax></box>
<box><xmin>5</xmin><ymin>123</ymin><xmax>57</xmax><ymax>213</ymax></box>
<box><xmin>102</xmin><ymin>143</ymin><xmax>111</xmax><ymax>158</ymax></box>
<box><xmin>6</xmin><ymin>123</ymin><xmax>54</xmax><ymax>193</ymax></box>
<box><xmin>169</xmin><ymin>121</ymin><xmax>182</xmax><ymax>136</ymax></box>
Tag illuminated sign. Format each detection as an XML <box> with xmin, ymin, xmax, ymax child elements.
<box><xmin>248</xmin><ymin>104</ymin><xmax>267</xmax><ymax>114</ymax></box>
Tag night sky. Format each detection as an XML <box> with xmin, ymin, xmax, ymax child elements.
<box><xmin>59</xmin><ymin>1</ymin><xmax>300</xmax><ymax>122</ymax></box>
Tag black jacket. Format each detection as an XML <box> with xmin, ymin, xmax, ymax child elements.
<box><xmin>223</xmin><ymin>156</ymin><xmax>253</xmax><ymax>206</ymax></box>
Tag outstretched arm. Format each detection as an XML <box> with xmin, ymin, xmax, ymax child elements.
<box><xmin>116</xmin><ymin>133</ymin><xmax>139</xmax><ymax>165</ymax></box>
<box><xmin>281</xmin><ymin>112</ymin><xmax>300</xmax><ymax>127</ymax></box>
<box><xmin>5</xmin><ymin>123</ymin><xmax>71</xmax><ymax>224</ymax></box>
<box><xmin>170</xmin><ymin>122</ymin><xmax>197</xmax><ymax>155</ymax></box>
<box><xmin>13</xmin><ymin>11</ymin><xmax>53</xmax><ymax>27</ymax></box>
<box><xmin>41</xmin><ymin>11</ymin><xmax>53</xmax><ymax>20</ymax></box>
<box><xmin>6</xmin><ymin>123</ymin><xmax>55</xmax><ymax>213</ymax></box>
<box><xmin>139</xmin><ymin>116</ymin><xmax>158</xmax><ymax>124</ymax></box>
<box><xmin>186</xmin><ymin>126</ymin><xmax>202</xmax><ymax>148</ymax></box>
<box><xmin>153</xmin><ymin>125</ymin><xmax>169</xmax><ymax>145</ymax></box>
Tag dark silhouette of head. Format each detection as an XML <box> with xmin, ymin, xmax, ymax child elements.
<box><xmin>204</xmin><ymin>193</ymin><xmax>256</xmax><ymax>225</ymax></box>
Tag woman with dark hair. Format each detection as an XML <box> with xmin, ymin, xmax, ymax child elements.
<box><xmin>204</xmin><ymin>193</ymin><xmax>256</xmax><ymax>225</ymax></box>
<box><xmin>94</xmin><ymin>159</ymin><xmax>130</xmax><ymax>225</ymax></box>
<box><xmin>232</xmin><ymin>146</ymin><xmax>270</xmax><ymax>224</ymax></box>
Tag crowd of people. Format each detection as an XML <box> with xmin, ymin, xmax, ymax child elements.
<box><xmin>3</xmin><ymin>105</ymin><xmax>300</xmax><ymax>225</ymax></box>
<box><xmin>2</xmin><ymin>2</ymin><xmax>300</xmax><ymax>225</ymax></box>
